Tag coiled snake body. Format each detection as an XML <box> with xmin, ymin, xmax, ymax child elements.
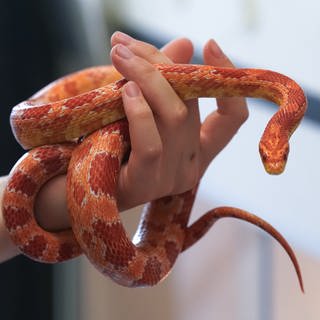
<box><xmin>2</xmin><ymin>64</ymin><xmax>306</xmax><ymax>289</ymax></box>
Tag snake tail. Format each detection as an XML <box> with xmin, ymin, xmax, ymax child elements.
<box><xmin>182</xmin><ymin>206</ymin><xmax>304</xmax><ymax>293</ymax></box>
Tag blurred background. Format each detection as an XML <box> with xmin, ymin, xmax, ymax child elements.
<box><xmin>0</xmin><ymin>0</ymin><xmax>319</xmax><ymax>319</ymax></box>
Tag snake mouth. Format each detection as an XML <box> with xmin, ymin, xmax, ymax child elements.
<box><xmin>263</xmin><ymin>161</ymin><xmax>286</xmax><ymax>175</ymax></box>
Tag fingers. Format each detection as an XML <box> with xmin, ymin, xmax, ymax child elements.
<box><xmin>111</xmin><ymin>31</ymin><xmax>170</xmax><ymax>64</ymax></box>
<box><xmin>121</xmin><ymin>82</ymin><xmax>162</xmax><ymax>160</ymax></box>
<box><xmin>110</xmin><ymin>32</ymin><xmax>202</xmax><ymax>209</ymax></box>
<box><xmin>203</xmin><ymin>39</ymin><xmax>248</xmax><ymax>115</ymax></box>
<box><xmin>110</xmin><ymin>33</ymin><xmax>249</xmax><ymax>211</ymax></box>
<box><xmin>110</xmin><ymin>32</ymin><xmax>198</xmax><ymax>135</ymax></box>
<box><xmin>160</xmin><ymin>38</ymin><xmax>194</xmax><ymax>64</ymax></box>
<box><xmin>111</xmin><ymin>32</ymin><xmax>194</xmax><ymax>65</ymax></box>
<box><xmin>200</xmin><ymin>39</ymin><xmax>249</xmax><ymax>172</ymax></box>
<box><xmin>110</xmin><ymin>42</ymin><xmax>187</xmax><ymax>126</ymax></box>
<box><xmin>116</xmin><ymin>81</ymin><xmax>164</xmax><ymax>209</ymax></box>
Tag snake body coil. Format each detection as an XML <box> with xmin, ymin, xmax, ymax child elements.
<box><xmin>3</xmin><ymin>64</ymin><xmax>306</xmax><ymax>289</ymax></box>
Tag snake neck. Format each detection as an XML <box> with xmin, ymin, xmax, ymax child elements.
<box><xmin>157</xmin><ymin>64</ymin><xmax>306</xmax><ymax>176</ymax></box>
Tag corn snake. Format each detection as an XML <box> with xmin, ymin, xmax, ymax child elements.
<box><xmin>2</xmin><ymin>64</ymin><xmax>307</xmax><ymax>289</ymax></box>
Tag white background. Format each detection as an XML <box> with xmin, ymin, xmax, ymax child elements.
<box><xmin>104</xmin><ymin>0</ymin><xmax>320</xmax><ymax>256</ymax></box>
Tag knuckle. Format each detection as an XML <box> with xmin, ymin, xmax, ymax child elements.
<box><xmin>139</xmin><ymin>62</ymin><xmax>158</xmax><ymax>80</ymax></box>
<box><xmin>169</xmin><ymin>104</ymin><xmax>188</xmax><ymax>126</ymax></box>
<box><xmin>146</xmin><ymin>44</ymin><xmax>160</xmax><ymax>57</ymax></box>
<box><xmin>141</xmin><ymin>144</ymin><xmax>163</xmax><ymax>162</ymax></box>
<box><xmin>222</xmin><ymin>103</ymin><xmax>249</xmax><ymax>128</ymax></box>
<box><xmin>232</xmin><ymin>102</ymin><xmax>249</xmax><ymax>125</ymax></box>
<box><xmin>142</xmin><ymin>42</ymin><xmax>166</xmax><ymax>62</ymax></box>
<box><xmin>125</xmin><ymin>56</ymin><xmax>158</xmax><ymax>83</ymax></box>
<box><xmin>134</xmin><ymin>39</ymin><xmax>171</xmax><ymax>64</ymax></box>
<box><xmin>131</xmin><ymin>105</ymin><xmax>152</xmax><ymax>121</ymax></box>
<box><xmin>238</xmin><ymin>106</ymin><xmax>249</xmax><ymax>124</ymax></box>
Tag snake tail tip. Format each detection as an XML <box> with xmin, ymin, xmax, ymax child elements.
<box><xmin>299</xmin><ymin>278</ymin><xmax>305</xmax><ymax>294</ymax></box>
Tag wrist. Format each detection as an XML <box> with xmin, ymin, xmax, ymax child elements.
<box><xmin>35</xmin><ymin>175</ymin><xmax>70</xmax><ymax>231</ymax></box>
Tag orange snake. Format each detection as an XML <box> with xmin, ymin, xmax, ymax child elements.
<box><xmin>2</xmin><ymin>64</ymin><xmax>307</xmax><ymax>289</ymax></box>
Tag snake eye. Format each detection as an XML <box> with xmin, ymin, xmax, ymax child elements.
<box><xmin>260</xmin><ymin>150</ymin><xmax>268</xmax><ymax>162</ymax></box>
<box><xmin>282</xmin><ymin>152</ymin><xmax>288</xmax><ymax>162</ymax></box>
<box><xmin>282</xmin><ymin>143</ymin><xmax>290</xmax><ymax>162</ymax></box>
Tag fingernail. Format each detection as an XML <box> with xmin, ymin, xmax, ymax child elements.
<box><xmin>116</xmin><ymin>44</ymin><xmax>134</xmax><ymax>59</ymax></box>
<box><xmin>114</xmin><ymin>31</ymin><xmax>133</xmax><ymax>44</ymax></box>
<box><xmin>124</xmin><ymin>81</ymin><xmax>140</xmax><ymax>97</ymax></box>
<box><xmin>209</xmin><ymin>39</ymin><xmax>224</xmax><ymax>58</ymax></box>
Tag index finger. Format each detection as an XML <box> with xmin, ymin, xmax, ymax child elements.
<box><xmin>111</xmin><ymin>32</ymin><xmax>194</xmax><ymax>65</ymax></box>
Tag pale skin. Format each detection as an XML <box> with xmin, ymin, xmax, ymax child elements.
<box><xmin>0</xmin><ymin>32</ymin><xmax>248</xmax><ymax>263</ymax></box>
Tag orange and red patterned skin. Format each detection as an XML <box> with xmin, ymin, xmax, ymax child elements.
<box><xmin>3</xmin><ymin>144</ymin><xmax>82</xmax><ymax>262</ymax></box>
<box><xmin>3</xmin><ymin>64</ymin><xmax>306</xmax><ymax>290</ymax></box>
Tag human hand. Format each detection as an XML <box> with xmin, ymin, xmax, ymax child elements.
<box><xmin>110</xmin><ymin>32</ymin><xmax>248</xmax><ymax>211</ymax></box>
<box><xmin>32</xmin><ymin>32</ymin><xmax>248</xmax><ymax>230</ymax></box>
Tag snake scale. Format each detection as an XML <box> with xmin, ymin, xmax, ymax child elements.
<box><xmin>2</xmin><ymin>64</ymin><xmax>307</xmax><ymax>289</ymax></box>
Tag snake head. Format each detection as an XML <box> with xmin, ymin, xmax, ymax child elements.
<box><xmin>259</xmin><ymin>140</ymin><xmax>289</xmax><ymax>175</ymax></box>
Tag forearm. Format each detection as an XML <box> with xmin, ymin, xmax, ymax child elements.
<box><xmin>0</xmin><ymin>175</ymin><xmax>20</xmax><ymax>263</ymax></box>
